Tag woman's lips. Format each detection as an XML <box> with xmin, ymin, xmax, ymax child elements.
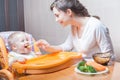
<box><xmin>60</xmin><ymin>21</ymin><xmax>63</xmax><ymax>24</ymax></box>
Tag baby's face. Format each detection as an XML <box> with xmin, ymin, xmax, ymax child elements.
<box><xmin>14</xmin><ymin>34</ymin><xmax>32</xmax><ymax>54</ymax></box>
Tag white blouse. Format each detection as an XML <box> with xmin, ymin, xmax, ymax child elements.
<box><xmin>59</xmin><ymin>17</ymin><xmax>114</xmax><ymax>57</ymax></box>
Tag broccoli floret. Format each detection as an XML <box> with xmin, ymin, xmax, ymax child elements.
<box><xmin>77</xmin><ymin>61</ymin><xmax>86</xmax><ymax>67</ymax></box>
<box><xmin>87</xmin><ymin>66</ymin><xmax>96</xmax><ymax>73</ymax></box>
<box><xmin>77</xmin><ymin>61</ymin><xmax>96</xmax><ymax>73</ymax></box>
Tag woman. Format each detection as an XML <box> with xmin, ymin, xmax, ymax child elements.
<box><xmin>36</xmin><ymin>0</ymin><xmax>114</xmax><ymax>57</ymax></box>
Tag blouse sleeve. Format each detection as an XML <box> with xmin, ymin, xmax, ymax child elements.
<box><xmin>95</xmin><ymin>25</ymin><xmax>114</xmax><ymax>54</ymax></box>
<box><xmin>58</xmin><ymin>32</ymin><xmax>73</xmax><ymax>51</ymax></box>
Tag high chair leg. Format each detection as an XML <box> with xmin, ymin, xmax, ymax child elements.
<box><xmin>0</xmin><ymin>69</ymin><xmax>14</xmax><ymax>80</ymax></box>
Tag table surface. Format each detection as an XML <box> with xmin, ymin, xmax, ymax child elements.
<box><xmin>111</xmin><ymin>62</ymin><xmax>120</xmax><ymax>80</ymax></box>
<box><xmin>18</xmin><ymin>62</ymin><xmax>117</xmax><ymax>80</ymax></box>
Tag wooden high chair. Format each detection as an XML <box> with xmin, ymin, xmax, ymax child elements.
<box><xmin>0</xmin><ymin>31</ymin><xmax>82</xmax><ymax>80</ymax></box>
<box><xmin>0</xmin><ymin>31</ymin><xmax>40</xmax><ymax>80</ymax></box>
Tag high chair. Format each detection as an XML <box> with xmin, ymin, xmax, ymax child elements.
<box><xmin>0</xmin><ymin>31</ymin><xmax>40</xmax><ymax>80</ymax></box>
<box><xmin>0</xmin><ymin>31</ymin><xmax>82</xmax><ymax>80</ymax></box>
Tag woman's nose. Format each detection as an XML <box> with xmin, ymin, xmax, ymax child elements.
<box><xmin>55</xmin><ymin>17</ymin><xmax>59</xmax><ymax>22</ymax></box>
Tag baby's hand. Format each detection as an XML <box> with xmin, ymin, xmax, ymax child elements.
<box><xmin>16</xmin><ymin>57</ymin><xmax>27</xmax><ymax>64</ymax></box>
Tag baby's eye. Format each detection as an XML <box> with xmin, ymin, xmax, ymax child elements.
<box><xmin>21</xmin><ymin>39</ymin><xmax>25</xmax><ymax>42</ymax></box>
<box><xmin>26</xmin><ymin>38</ymin><xmax>29</xmax><ymax>41</ymax></box>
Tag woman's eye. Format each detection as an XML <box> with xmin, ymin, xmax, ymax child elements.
<box><xmin>55</xmin><ymin>14</ymin><xmax>59</xmax><ymax>17</ymax></box>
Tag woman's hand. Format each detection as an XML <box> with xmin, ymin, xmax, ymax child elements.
<box><xmin>36</xmin><ymin>39</ymin><xmax>62</xmax><ymax>53</ymax></box>
<box><xmin>36</xmin><ymin>39</ymin><xmax>50</xmax><ymax>51</ymax></box>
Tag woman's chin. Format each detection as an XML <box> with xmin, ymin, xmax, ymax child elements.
<box><xmin>61</xmin><ymin>24</ymin><xmax>67</xmax><ymax>27</ymax></box>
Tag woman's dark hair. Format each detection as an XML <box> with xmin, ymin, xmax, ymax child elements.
<box><xmin>92</xmin><ymin>15</ymin><xmax>100</xmax><ymax>20</ymax></box>
<box><xmin>50</xmin><ymin>0</ymin><xmax>90</xmax><ymax>17</ymax></box>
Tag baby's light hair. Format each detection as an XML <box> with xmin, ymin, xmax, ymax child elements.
<box><xmin>8</xmin><ymin>31</ymin><xmax>25</xmax><ymax>49</ymax></box>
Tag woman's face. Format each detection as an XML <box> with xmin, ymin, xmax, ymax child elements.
<box><xmin>14</xmin><ymin>34</ymin><xmax>32</xmax><ymax>54</ymax></box>
<box><xmin>53</xmin><ymin>7</ymin><xmax>71</xmax><ymax>27</ymax></box>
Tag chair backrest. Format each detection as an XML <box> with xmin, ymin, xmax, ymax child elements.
<box><xmin>0</xmin><ymin>31</ymin><xmax>40</xmax><ymax>69</ymax></box>
<box><xmin>0</xmin><ymin>31</ymin><xmax>32</xmax><ymax>51</ymax></box>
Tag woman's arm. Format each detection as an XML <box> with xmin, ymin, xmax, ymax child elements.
<box><xmin>95</xmin><ymin>25</ymin><xmax>114</xmax><ymax>54</ymax></box>
<box><xmin>36</xmin><ymin>39</ymin><xmax>63</xmax><ymax>53</ymax></box>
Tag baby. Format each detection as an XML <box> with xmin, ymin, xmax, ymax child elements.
<box><xmin>8</xmin><ymin>32</ymin><xmax>41</xmax><ymax>66</ymax></box>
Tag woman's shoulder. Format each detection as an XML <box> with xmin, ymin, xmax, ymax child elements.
<box><xmin>88</xmin><ymin>17</ymin><xmax>102</xmax><ymax>25</ymax></box>
<box><xmin>88</xmin><ymin>17</ymin><xmax>107</xmax><ymax>29</ymax></box>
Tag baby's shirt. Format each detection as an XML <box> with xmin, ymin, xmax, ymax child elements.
<box><xmin>8</xmin><ymin>51</ymin><xmax>37</xmax><ymax>66</ymax></box>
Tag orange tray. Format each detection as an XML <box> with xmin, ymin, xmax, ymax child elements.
<box><xmin>12</xmin><ymin>52</ymin><xmax>82</xmax><ymax>74</ymax></box>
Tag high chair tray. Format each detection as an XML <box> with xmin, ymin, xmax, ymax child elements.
<box><xmin>12</xmin><ymin>52</ymin><xmax>82</xmax><ymax>74</ymax></box>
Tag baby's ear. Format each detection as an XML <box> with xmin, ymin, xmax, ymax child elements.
<box><xmin>11</xmin><ymin>45</ymin><xmax>17</xmax><ymax>51</ymax></box>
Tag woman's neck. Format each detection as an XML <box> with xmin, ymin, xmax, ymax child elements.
<box><xmin>71</xmin><ymin>17</ymin><xmax>90</xmax><ymax>38</ymax></box>
<box><xmin>72</xmin><ymin>17</ymin><xmax>89</xmax><ymax>27</ymax></box>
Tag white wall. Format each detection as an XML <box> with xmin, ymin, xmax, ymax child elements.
<box><xmin>24</xmin><ymin>0</ymin><xmax>69</xmax><ymax>45</ymax></box>
<box><xmin>24</xmin><ymin>0</ymin><xmax>120</xmax><ymax>61</ymax></box>
<box><xmin>80</xmin><ymin>0</ymin><xmax>120</xmax><ymax>61</ymax></box>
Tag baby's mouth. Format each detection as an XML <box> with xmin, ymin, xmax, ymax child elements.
<box><xmin>24</xmin><ymin>44</ymin><xmax>31</xmax><ymax>48</ymax></box>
